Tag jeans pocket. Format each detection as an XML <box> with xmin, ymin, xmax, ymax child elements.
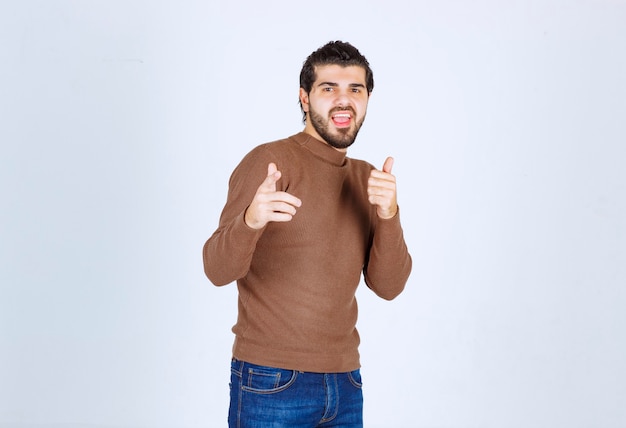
<box><xmin>241</xmin><ymin>363</ymin><xmax>298</xmax><ymax>394</ymax></box>
<box><xmin>348</xmin><ymin>369</ymin><xmax>363</xmax><ymax>389</ymax></box>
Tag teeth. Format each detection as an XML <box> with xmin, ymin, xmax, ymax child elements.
<box><xmin>334</xmin><ymin>113</ymin><xmax>351</xmax><ymax>118</ymax></box>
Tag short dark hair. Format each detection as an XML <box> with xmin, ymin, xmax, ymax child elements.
<box><xmin>299</xmin><ymin>41</ymin><xmax>374</xmax><ymax>123</ymax></box>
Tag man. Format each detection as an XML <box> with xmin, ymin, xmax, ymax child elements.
<box><xmin>203</xmin><ymin>41</ymin><xmax>412</xmax><ymax>427</ymax></box>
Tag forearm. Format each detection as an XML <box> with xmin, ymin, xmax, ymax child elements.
<box><xmin>363</xmin><ymin>211</ymin><xmax>412</xmax><ymax>300</ymax></box>
<box><xmin>203</xmin><ymin>147</ymin><xmax>271</xmax><ymax>285</ymax></box>
<box><xmin>202</xmin><ymin>211</ymin><xmax>264</xmax><ymax>286</ymax></box>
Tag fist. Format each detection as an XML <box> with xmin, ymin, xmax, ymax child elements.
<box><xmin>368</xmin><ymin>157</ymin><xmax>398</xmax><ymax>219</ymax></box>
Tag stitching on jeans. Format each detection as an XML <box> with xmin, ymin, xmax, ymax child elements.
<box><xmin>247</xmin><ymin>368</ymin><xmax>281</xmax><ymax>389</ymax></box>
<box><xmin>320</xmin><ymin>373</ymin><xmax>339</xmax><ymax>423</ymax></box>
<box><xmin>236</xmin><ymin>368</ymin><xmax>242</xmax><ymax>428</ymax></box>
<box><xmin>348</xmin><ymin>370</ymin><xmax>363</xmax><ymax>389</ymax></box>
<box><xmin>241</xmin><ymin>369</ymin><xmax>298</xmax><ymax>394</ymax></box>
<box><xmin>231</xmin><ymin>359</ymin><xmax>244</xmax><ymax>377</ymax></box>
<box><xmin>230</xmin><ymin>359</ymin><xmax>245</xmax><ymax>428</ymax></box>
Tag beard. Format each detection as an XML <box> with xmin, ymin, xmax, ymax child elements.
<box><xmin>309</xmin><ymin>106</ymin><xmax>366</xmax><ymax>150</ymax></box>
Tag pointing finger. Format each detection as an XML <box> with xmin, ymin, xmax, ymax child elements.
<box><xmin>264</xmin><ymin>162</ymin><xmax>281</xmax><ymax>190</ymax></box>
<box><xmin>267</xmin><ymin>162</ymin><xmax>278</xmax><ymax>176</ymax></box>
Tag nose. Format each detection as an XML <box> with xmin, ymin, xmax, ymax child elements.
<box><xmin>334</xmin><ymin>89</ymin><xmax>351</xmax><ymax>108</ymax></box>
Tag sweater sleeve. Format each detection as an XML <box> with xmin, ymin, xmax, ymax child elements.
<box><xmin>363</xmin><ymin>208</ymin><xmax>412</xmax><ymax>300</ymax></box>
<box><xmin>202</xmin><ymin>148</ymin><xmax>269</xmax><ymax>286</ymax></box>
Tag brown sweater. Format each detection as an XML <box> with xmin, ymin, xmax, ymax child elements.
<box><xmin>203</xmin><ymin>132</ymin><xmax>412</xmax><ymax>373</ymax></box>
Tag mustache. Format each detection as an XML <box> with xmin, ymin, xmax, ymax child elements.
<box><xmin>329</xmin><ymin>106</ymin><xmax>356</xmax><ymax>116</ymax></box>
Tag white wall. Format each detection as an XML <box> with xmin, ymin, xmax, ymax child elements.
<box><xmin>1</xmin><ymin>1</ymin><xmax>625</xmax><ymax>427</ymax></box>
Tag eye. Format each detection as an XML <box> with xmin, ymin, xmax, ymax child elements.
<box><xmin>351</xmin><ymin>88</ymin><xmax>361</xmax><ymax>93</ymax></box>
<box><xmin>323</xmin><ymin>87</ymin><xmax>334</xmax><ymax>92</ymax></box>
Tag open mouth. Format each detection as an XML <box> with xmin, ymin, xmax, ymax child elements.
<box><xmin>331</xmin><ymin>112</ymin><xmax>352</xmax><ymax>127</ymax></box>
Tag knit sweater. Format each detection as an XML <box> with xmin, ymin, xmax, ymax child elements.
<box><xmin>203</xmin><ymin>132</ymin><xmax>412</xmax><ymax>373</ymax></box>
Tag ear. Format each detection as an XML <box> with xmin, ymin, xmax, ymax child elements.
<box><xmin>299</xmin><ymin>88</ymin><xmax>310</xmax><ymax>113</ymax></box>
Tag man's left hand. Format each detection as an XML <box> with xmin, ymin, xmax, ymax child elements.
<box><xmin>368</xmin><ymin>156</ymin><xmax>398</xmax><ymax>219</ymax></box>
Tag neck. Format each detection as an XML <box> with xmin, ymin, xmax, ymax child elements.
<box><xmin>302</xmin><ymin>124</ymin><xmax>348</xmax><ymax>153</ymax></box>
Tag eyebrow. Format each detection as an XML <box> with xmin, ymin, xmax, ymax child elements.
<box><xmin>317</xmin><ymin>82</ymin><xmax>367</xmax><ymax>89</ymax></box>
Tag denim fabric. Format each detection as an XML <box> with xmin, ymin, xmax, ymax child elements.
<box><xmin>229</xmin><ymin>359</ymin><xmax>363</xmax><ymax>428</ymax></box>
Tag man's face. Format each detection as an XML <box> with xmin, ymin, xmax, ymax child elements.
<box><xmin>300</xmin><ymin>65</ymin><xmax>370</xmax><ymax>150</ymax></box>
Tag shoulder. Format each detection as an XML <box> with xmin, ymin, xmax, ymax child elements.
<box><xmin>229</xmin><ymin>135</ymin><xmax>301</xmax><ymax>182</ymax></box>
<box><xmin>243</xmin><ymin>134</ymin><xmax>302</xmax><ymax>162</ymax></box>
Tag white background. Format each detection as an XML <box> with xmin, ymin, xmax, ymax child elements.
<box><xmin>1</xmin><ymin>1</ymin><xmax>625</xmax><ymax>427</ymax></box>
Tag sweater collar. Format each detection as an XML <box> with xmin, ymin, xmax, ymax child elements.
<box><xmin>293</xmin><ymin>132</ymin><xmax>347</xmax><ymax>166</ymax></box>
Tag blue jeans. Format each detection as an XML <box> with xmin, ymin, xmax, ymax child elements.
<box><xmin>229</xmin><ymin>359</ymin><xmax>364</xmax><ymax>428</ymax></box>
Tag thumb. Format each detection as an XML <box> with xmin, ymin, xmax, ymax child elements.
<box><xmin>382</xmin><ymin>157</ymin><xmax>394</xmax><ymax>174</ymax></box>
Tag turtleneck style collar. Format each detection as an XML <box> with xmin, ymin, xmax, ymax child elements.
<box><xmin>292</xmin><ymin>132</ymin><xmax>347</xmax><ymax>167</ymax></box>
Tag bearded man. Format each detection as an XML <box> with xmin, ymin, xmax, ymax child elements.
<box><xmin>203</xmin><ymin>40</ymin><xmax>412</xmax><ymax>428</ymax></box>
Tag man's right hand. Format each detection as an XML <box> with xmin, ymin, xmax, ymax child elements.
<box><xmin>244</xmin><ymin>163</ymin><xmax>302</xmax><ymax>230</ymax></box>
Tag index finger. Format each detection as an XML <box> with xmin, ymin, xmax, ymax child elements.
<box><xmin>260</xmin><ymin>162</ymin><xmax>281</xmax><ymax>191</ymax></box>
